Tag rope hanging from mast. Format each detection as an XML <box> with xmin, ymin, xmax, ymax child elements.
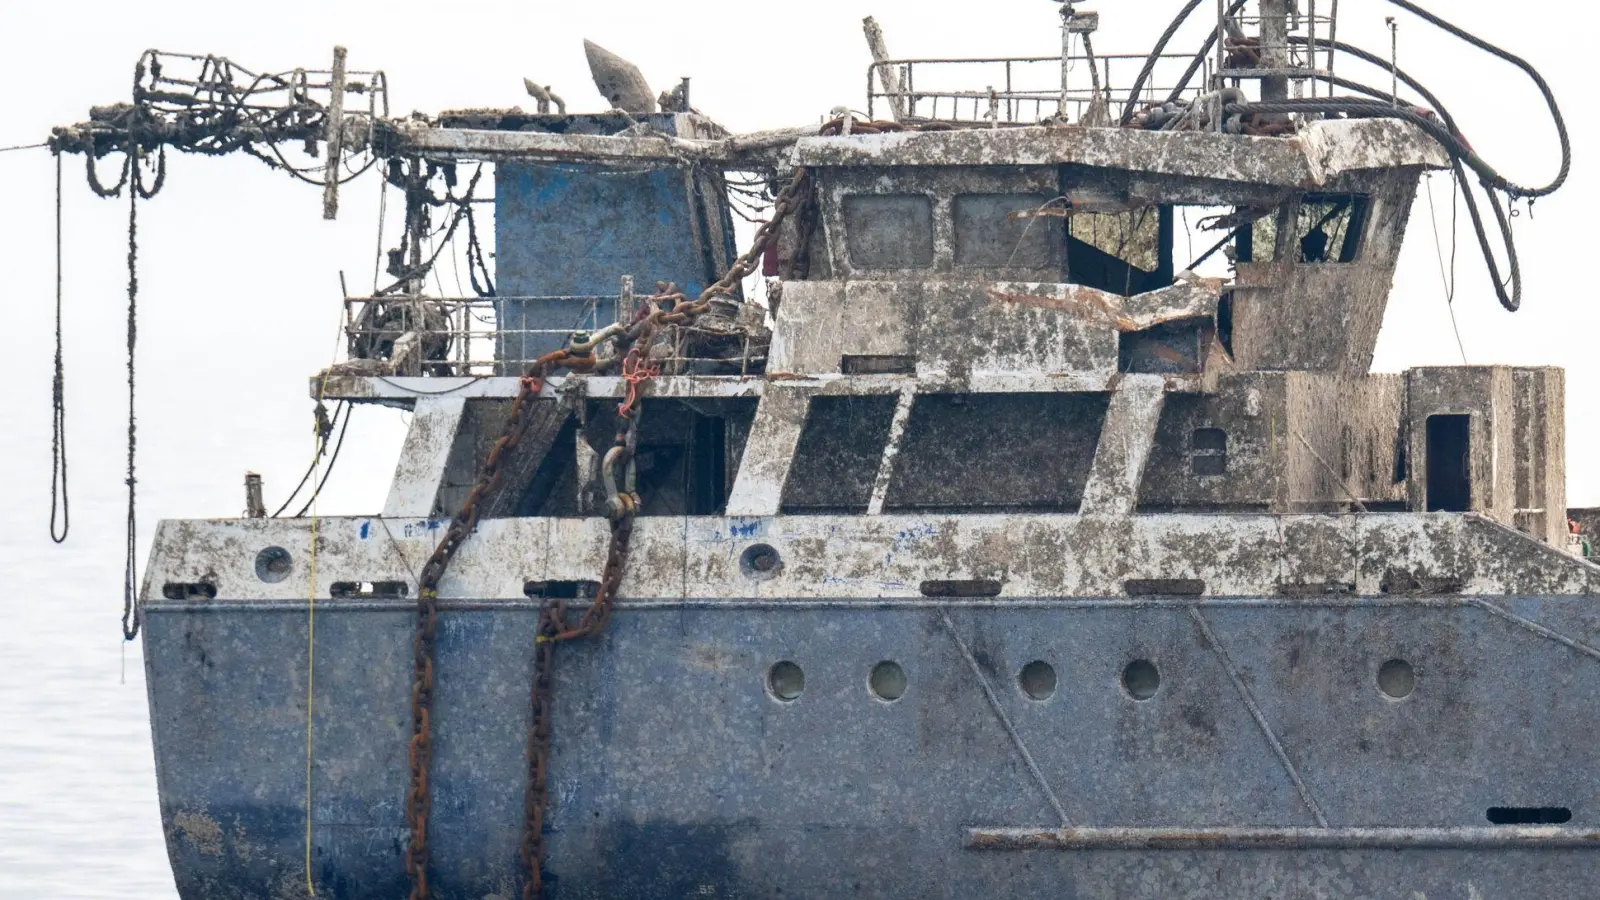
<box><xmin>50</xmin><ymin>152</ymin><xmax>70</xmax><ymax>545</ymax></box>
<box><xmin>121</xmin><ymin>136</ymin><xmax>140</xmax><ymax>642</ymax></box>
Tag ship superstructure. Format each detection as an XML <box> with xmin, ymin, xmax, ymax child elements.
<box><xmin>44</xmin><ymin>2</ymin><xmax>1600</xmax><ymax>897</ymax></box>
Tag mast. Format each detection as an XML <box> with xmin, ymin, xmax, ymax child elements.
<box><xmin>1259</xmin><ymin>0</ymin><xmax>1290</xmax><ymax>102</ymax></box>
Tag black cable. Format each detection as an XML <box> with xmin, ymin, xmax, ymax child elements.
<box><xmin>377</xmin><ymin>166</ymin><xmax>484</xmax><ymax>297</ymax></box>
<box><xmin>294</xmin><ymin>405</ymin><xmax>352</xmax><ymax>518</ymax></box>
<box><xmin>272</xmin><ymin>401</ymin><xmax>345</xmax><ymax>517</ymax></box>
<box><xmin>1293</xmin><ymin>70</ymin><xmax>1522</xmax><ymax>315</ymax></box>
<box><xmin>1227</xmin><ymin>97</ymin><xmax>1524</xmax><ymax>311</ymax></box>
<box><xmin>463</xmin><ymin>171</ymin><xmax>495</xmax><ymax>298</ymax></box>
<box><xmin>1282</xmin><ymin>45</ymin><xmax>1526</xmax><ymax>313</ymax></box>
<box><xmin>1226</xmin><ymin>98</ymin><xmax>1503</xmax><ymax>198</ymax></box>
<box><xmin>50</xmin><ymin>153</ymin><xmax>69</xmax><ymax>544</ymax></box>
<box><xmin>1287</xmin><ymin>36</ymin><xmax>1461</xmax><ymax>134</ymax></box>
<box><xmin>1385</xmin><ymin>0</ymin><xmax>1569</xmax><ymax>198</ymax></box>
<box><xmin>1158</xmin><ymin>0</ymin><xmax>1252</xmax><ymax>110</ymax></box>
<box><xmin>1141</xmin><ymin>2</ymin><xmax>1554</xmax><ymax>313</ymax></box>
<box><xmin>1118</xmin><ymin>0</ymin><xmax>1207</xmax><ymax>125</ymax></box>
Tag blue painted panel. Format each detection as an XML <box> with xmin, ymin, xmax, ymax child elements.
<box><xmin>495</xmin><ymin>162</ymin><xmax>710</xmax><ymax>363</ymax></box>
<box><xmin>146</xmin><ymin>598</ymin><xmax>1600</xmax><ymax>898</ymax></box>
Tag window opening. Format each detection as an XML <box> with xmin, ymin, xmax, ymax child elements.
<box><xmin>842</xmin><ymin>194</ymin><xmax>934</xmax><ymax>269</ymax></box>
<box><xmin>1296</xmin><ymin>194</ymin><xmax>1370</xmax><ymax>264</ymax></box>
<box><xmin>1425</xmin><ymin>414</ymin><xmax>1471</xmax><ymax>512</ymax></box>
<box><xmin>512</xmin><ymin>415</ymin><xmax>581</xmax><ymax>516</ymax></box>
<box><xmin>781</xmin><ymin>395</ymin><xmax>898</xmax><ymax>514</ymax></box>
<box><xmin>573</xmin><ymin>397</ymin><xmax>755</xmax><ymax>516</ymax></box>
<box><xmin>1216</xmin><ymin>291</ymin><xmax>1234</xmax><ymax>357</ymax></box>
<box><xmin>1235</xmin><ymin>208</ymin><xmax>1281</xmax><ymax>264</ymax></box>
<box><xmin>953</xmin><ymin>193</ymin><xmax>1061</xmax><ymax>269</ymax></box>
<box><xmin>1065</xmin><ymin>204</ymin><xmax>1171</xmax><ymax>296</ymax></box>
<box><xmin>1120</xmin><ymin>320</ymin><xmax>1210</xmax><ymax>374</ymax></box>
<box><xmin>1192</xmin><ymin>427</ymin><xmax>1228</xmax><ymax>476</ymax></box>
<box><xmin>884</xmin><ymin>393</ymin><xmax>1109</xmax><ymax>512</ymax></box>
<box><xmin>1179</xmin><ymin>206</ymin><xmax>1255</xmax><ymax>278</ymax></box>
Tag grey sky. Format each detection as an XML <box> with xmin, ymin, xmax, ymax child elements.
<box><xmin>2</xmin><ymin>0</ymin><xmax>1590</xmax><ymax>551</ymax></box>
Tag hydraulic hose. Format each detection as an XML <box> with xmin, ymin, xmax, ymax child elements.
<box><xmin>1158</xmin><ymin>0</ymin><xmax>1252</xmax><ymax>110</ymax></box>
<box><xmin>1385</xmin><ymin>0</ymin><xmax>1569</xmax><ymax>199</ymax></box>
<box><xmin>1228</xmin><ymin>97</ymin><xmax>1522</xmax><ymax>310</ymax></box>
<box><xmin>1118</xmin><ymin>0</ymin><xmax>1207</xmax><ymax>125</ymax></box>
<box><xmin>1127</xmin><ymin>1</ymin><xmax>1563</xmax><ymax>313</ymax></box>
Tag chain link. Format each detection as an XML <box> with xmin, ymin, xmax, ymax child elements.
<box><xmin>404</xmin><ymin>166</ymin><xmax>813</xmax><ymax>900</ymax></box>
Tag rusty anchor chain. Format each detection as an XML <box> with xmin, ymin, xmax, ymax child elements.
<box><xmin>403</xmin><ymin>166</ymin><xmax>813</xmax><ymax>900</ymax></box>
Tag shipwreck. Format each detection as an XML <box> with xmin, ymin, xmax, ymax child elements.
<box><xmin>41</xmin><ymin>0</ymin><xmax>1600</xmax><ymax>896</ymax></box>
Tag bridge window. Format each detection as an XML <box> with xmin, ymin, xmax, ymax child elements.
<box><xmin>1296</xmin><ymin>194</ymin><xmax>1370</xmax><ymax>263</ymax></box>
<box><xmin>952</xmin><ymin>193</ymin><xmax>1061</xmax><ymax>269</ymax></box>
<box><xmin>1066</xmin><ymin>205</ymin><xmax>1173</xmax><ymax>296</ymax></box>
<box><xmin>782</xmin><ymin>395</ymin><xmax>899</xmax><ymax>513</ymax></box>
<box><xmin>884</xmin><ymin>393</ymin><xmax>1109</xmax><ymax>513</ymax></box>
<box><xmin>842</xmin><ymin>194</ymin><xmax>935</xmax><ymax>269</ymax></box>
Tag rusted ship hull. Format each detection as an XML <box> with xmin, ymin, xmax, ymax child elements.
<box><xmin>39</xmin><ymin>2</ymin><xmax>1578</xmax><ymax>895</ymax></box>
<box><xmin>145</xmin><ymin>512</ymin><xmax>1600</xmax><ymax>898</ymax></box>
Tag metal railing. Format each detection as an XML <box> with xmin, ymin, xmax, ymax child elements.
<box><xmin>342</xmin><ymin>279</ymin><xmax>770</xmax><ymax>378</ymax></box>
<box><xmin>865</xmin><ymin>1</ymin><xmax>1344</xmax><ymax>128</ymax></box>
<box><xmin>1214</xmin><ymin>12</ymin><xmax>1338</xmax><ymax>93</ymax></box>
<box><xmin>343</xmin><ymin>293</ymin><xmax>623</xmax><ymax>377</ymax></box>
<box><xmin>867</xmin><ymin>53</ymin><xmax>1211</xmax><ymax>125</ymax></box>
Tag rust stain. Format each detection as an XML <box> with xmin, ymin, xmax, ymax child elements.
<box><xmin>171</xmin><ymin>810</ymin><xmax>225</xmax><ymax>857</ymax></box>
<box><xmin>987</xmin><ymin>287</ymin><xmax>1139</xmax><ymax>332</ymax></box>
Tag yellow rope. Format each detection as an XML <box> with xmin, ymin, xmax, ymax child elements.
<box><xmin>305</xmin><ymin>371</ymin><xmax>327</xmax><ymax>897</ymax></box>
<box><xmin>304</xmin><ymin>299</ymin><xmax>340</xmax><ymax>893</ymax></box>
<box><xmin>305</xmin><ymin>466</ymin><xmax>318</xmax><ymax>896</ymax></box>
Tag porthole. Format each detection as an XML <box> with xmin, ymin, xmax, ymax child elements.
<box><xmin>1122</xmin><ymin>659</ymin><xmax>1160</xmax><ymax>701</ymax></box>
<box><xmin>1377</xmin><ymin>658</ymin><xmax>1415</xmax><ymax>699</ymax></box>
<box><xmin>869</xmin><ymin>661</ymin><xmax>907</xmax><ymax>702</ymax></box>
<box><xmin>255</xmin><ymin>546</ymin><xmax>292</xmax><ymax>583</ymax></box>
<box><xmin>740</xmin><ymin>543</ymin><xmax>782</xmax><ymax>580</ymax></box>
<box><xmin>767</xmin><ymin>661</ymin><xmax>804</xmax><ymax>702</ymax></box>
<box><xmin>1019</xmin><ymin>661</ymin><xmax>1057</xmax><ymax>701</ymax></box>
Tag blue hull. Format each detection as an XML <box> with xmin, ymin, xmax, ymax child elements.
<box><xmin>146</xmin><ymin>598</ymin><xmax>1600</xmax><ymax>898</ymax></box>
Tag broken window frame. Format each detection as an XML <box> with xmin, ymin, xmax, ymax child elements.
<box><xmin>1292</xmin><ymin>193</ymin><xmax>1371</xmax><ymax>265</ymax></box>
<box><xmin>1061</xmin><ymin>201</ymin><xmax>1174</xmax><ymax>296</ymax></box>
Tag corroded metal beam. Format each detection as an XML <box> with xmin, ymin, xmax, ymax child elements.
<box><xmin>309</xmin><ymin>371</ymin><xmax>1195</xmax><ymax>403</ymax></box>
<box><xmin>966</xmin><ymin>826</ymin><xmax>1600</xmax><ymax>851</ymax></box>
<box><xmin>793</xmin><ymin>119</ymin><xmax>1449</xmax><ymax>185</ymax></box>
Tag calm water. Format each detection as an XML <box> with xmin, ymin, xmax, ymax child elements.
<box><xmin>0</xmin><ymin>146</ymin><xmax>401</xmax><ymax>899</ymax></box>
<box><xmin>0</xmin><ymin>484</ymin><xmax>177</xmax><ymax>898</ymax></box>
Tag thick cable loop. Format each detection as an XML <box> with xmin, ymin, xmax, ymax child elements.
<box><xmin>1146</xmin><ymin>1</ymin><xmax>1567</xmax><ymax>313</ymax></box>
<box><xmin>1226</xmin><ymin>97</ymin><xmax>1525</xmax><ymax>310</ymax></box>
<box><xmin>1117</xmin><ymin>0</ymin><xmax>1207</xmax><ymax>125</ymax></box>
<box><xmin>1384</xmin><ymin>0</ymin><xmax>1569</xmax><ymax>199</ymax></box>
